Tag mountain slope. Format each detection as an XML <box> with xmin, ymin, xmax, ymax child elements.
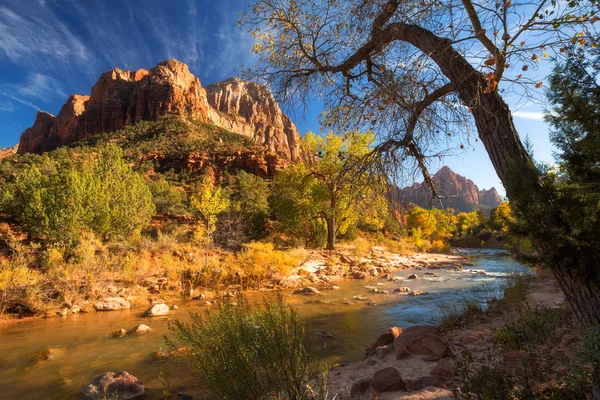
<box><xmin>18</xmin><ymin>60</ymin><xmax>303</xmax><ymax>162</ymax></box>
<box><xmin>398</xmin><ymin>166</ymin><xmax>502</xmax><ymax>212</ymax></box>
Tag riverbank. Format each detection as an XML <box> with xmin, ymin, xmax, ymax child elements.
<box><xmin>330</xmin><ymin>268</ymin><xmax>594</xmax><ymax>399</ymax></box>
<box><xmin>0</xmin><ymin>239</ymin><xmax>472</xmax><ymax>322</ymax></box>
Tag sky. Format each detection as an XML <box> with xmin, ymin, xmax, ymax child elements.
<box><xmin>0</xmin><ymin>0</ymin><xmax>558</xmax><ymax>196</ymax></box>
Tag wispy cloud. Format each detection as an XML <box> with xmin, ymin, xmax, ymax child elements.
<box><xmin>0</xmin><ymin>3</ymin><xmax>90</xmax><ymax>66</ymax></box>
<box><xmin>0</xmin><ymin>101</ymin><xmax>14</xmax><ymax>112</ymax></box>
<box><xmin>10</xmin><ymin>74</ymin><xmax>66</xmax><ymax>100</ymax></box>
<box><xmin>512</xmin><ymin>111</ymin><xmax>546</xmax><ymax>121</ymax></box>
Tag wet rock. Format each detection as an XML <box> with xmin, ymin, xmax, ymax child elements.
<box><xmin>315</xmin><ymin>331</ymin><xmax>335</xmax><ymax>339</ymax></box>
<box><xmin>80</xmin><ymin>371</ymin><xmax>145</xmax><ymax>399</ymax></box>
<box><xmin>367</xmin><ymin>327</ymin><xmax>402</xmax><ymax>355</ymax></box>
<box><xmin>142</xmin><ymin>303</ymin><xmax>169</xmax><ymax>317</ymax></box>
<box><xmin>330</xmin><ymin>285</ymin><xmax>341</xmax><ymax>290</ymax></box>
<box><xmin>408</xmin><ymin>290</ymin><xmax>429</xmax><ymax>296</ymax></box>
<box><xmin>351</xmin><ymin>271</ymin><xmax>367</xmax><ymax>279</ymax></box>
<box><xmin>407</xmin><ymin>274</ymin><xmax>419</xmax><ymax>280</ymax></box>
<box><xmin>353</xmin><ymin>295</ymin><xmax>368</xmax><ymax>301</ymax></box>
<box><xmin>193</xmin><ymin>293</ymin><xmax>206</xmax><ymax>300</ymax></box>
<box><xmin>370</xmin><ymin>367</ymin><xmax>405</xmax><ymax>392</ymax></box>
<box><xmin>71</xmin><ymin>304</ymin><xmax>81</xmax><ymax>313</ymax></box>
<box><xmin>293</xmin><ymin>287</ymin><xmax>321</xmax><ymax>295</ymax></box>
<box><xmin>117</xmin><ymin>329</ymin><xmax>127</xmax><ymax>337</ymax></box>
<box><xmin>94</xmin><ymin>297</ymin><xmax>131</xmax><ymax>311</ymax></box>
<box><xmin>31</xmin><ymin>348</ymin><xmax>64</xmax><ymax>362</ymax></box>
<box><xmin>134</xmin><ymin>324</ymin><xmax>151</xmax><ymax>333</ymax></box>
<box><xmin>394</xmin><ymin>287</ymin><xmax>410</xmax><ymax>293</ymax></box>
<box><xmin>171</xmin><ymin>305</ymin><xmax>178</xmax><ymax>310</ymax></box>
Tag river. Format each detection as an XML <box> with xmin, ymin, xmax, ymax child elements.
<box><xmin>0</xmin><ymin>249</ymin><xmax>530</xmax><ymax>399</ymax></box>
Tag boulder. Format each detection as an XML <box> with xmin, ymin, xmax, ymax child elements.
<box><xmin>394</xmin><ymin>325</ymin><xmax>452</xmax><ymax>359</ymax></box>
<box><xmin>94</xmin><ymin>297</ymin><xmax>131</xmax><ymax>311</ymax></box>
<box><xmin>407</xmin><ymin>274</ymin><xmax>419</xmax><ymax>280</ymax></box>
<box><xmin>367</xmin><ymin>327</ymin><xmax>402</xmax><ymax>354</ymax></box>
<box><xmin>81</xmin><ymin>371</ymin><xmax>145</xmax><ymax>399</ymax></box>
<box><xmin>394</xmin><ymin>287</ymin><xmax>410</xmax><ymax>293</ymax></box>
<box><xmin>142</xmin><ymin>303</ymin><xmax>169</xmax><ymax>317</ymax></box>
<box><xmin>370</xmin><ymin>367</ymin><xmax>405</xmax><ymax>392</ymax></box>
<box><xmin>350</xmin><ymin>378</ymin><xmax>372</xmax><ymax>397</ymax></box>
<box><xmin>430</xmin><ymin>358</ymin><xmax>454</xmax><ymax>380</ymax></box>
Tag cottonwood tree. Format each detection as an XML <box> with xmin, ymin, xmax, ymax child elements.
<box><xmin>243</xmin><ymin>0</ymin><xmax>600</xmax><ymax>325</ymax></box>
<box><xmin>271</xmin><ymin>131</ymin><xmax>388</xmax><ymax>250</ymax></box>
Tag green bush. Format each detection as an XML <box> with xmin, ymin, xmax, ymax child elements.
<box><xmin>167</xmin><ymin>295</ymin><xmax>328</xmax><ymax>400</ymax></box>
<box><xmin>494</xmin><ymin>308</ymin><xmax>562</xmax><ymax>350</ymax></box>
<box><xmin>0</xmin><ymin>144</ymin><xmax>155</xmax><ymax>243</ymax></box>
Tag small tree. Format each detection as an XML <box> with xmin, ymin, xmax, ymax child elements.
<box><xmin>190</xmin><ymin>170</ymin><xmax>230</xmax><ymax>266</ymax></box>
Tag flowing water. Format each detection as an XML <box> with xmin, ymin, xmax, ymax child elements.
<box><xmin>0</xmin><ymin>249</ymin><xmax>530</xmax><ymax>399</ymax></box>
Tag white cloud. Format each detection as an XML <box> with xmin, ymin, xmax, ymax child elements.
<box><xmin>512</xmin><ymin>111</ymin><xmax>545</xmax><ymax>121</ymax></box>
<box><xmin>11</xmin><ymin>73</ymin><xmax>66</xmax><ymax>100</ymax></box>
<box><xmin>0</xmin><ymin>4</ymin><xmax>90</xmax><ymax>66</ymax></box>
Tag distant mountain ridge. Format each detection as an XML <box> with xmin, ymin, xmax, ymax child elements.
<box><xmin>18</xmin><ymin>60</ymin><xmax>303</xmax><ymax>162</ymax></box>
<box><xmin>398</xmin><ymin>166</ymin><xmax>502</xmax><ymax>212</ymax></box>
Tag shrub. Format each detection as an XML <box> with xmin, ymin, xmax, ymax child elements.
<box><xmin>166</xmin><ymin>295</ymin><xmax>328</xmax><ymax>400</ymax></box>
<box><xmin>350</xmin><ymin>237</ymin><xmax>373</xmax><ymax>257</ymax></box>
<box><xmin>494</xmin><ymin>308</ymin><xmax>563</xmax><ymax>350</ymax></box>
<box><xmin>237</xmin><ymin>242</ymin><xmax>299</xmax><ymax>288</ymax></box>
<box><xmin>0</xmin><ymin>144</ymin><xmax>155</xmax><ymax>243</ymax></box>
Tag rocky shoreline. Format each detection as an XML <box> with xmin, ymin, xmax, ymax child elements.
<box><xmin>327</xmin><ymin>269</ymin><xmax>574</xmax><ymax>400</ymax></box>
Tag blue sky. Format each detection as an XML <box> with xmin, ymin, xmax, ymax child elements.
<box><xmin>0</xmin><ymin>0</ymin><xmax>557</xmax><ymax>195</ymax></box>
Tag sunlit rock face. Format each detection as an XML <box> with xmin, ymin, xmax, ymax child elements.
<box><xmin>205</xmin><ymin>78</ymin><xmax>303</xmax><ymax>162</ymax></box>
<box><xmin>18</xmin><ymin>60</ymin><xmax>303</xmax><ymax>162</ymax></box>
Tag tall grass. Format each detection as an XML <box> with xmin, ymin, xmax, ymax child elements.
<box><xmin>166</xmin><ymin>295</ymin><xmax>328</xmax><ymax>400</ymax></box>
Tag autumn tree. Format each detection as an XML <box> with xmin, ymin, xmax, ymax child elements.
<box><xmin>243</xmin><ymin>0</ymin><xmax>600</xmax><ymax>325</ymax></box>
<box><xmin>271</xmin><ymin>131</ymin><xmax>388</xmax><ymax>250</ymax></box>
<box><xmin>190</xmin><ymin>170</ymin><xmax>230</xmax><ymax>266</ymax></box>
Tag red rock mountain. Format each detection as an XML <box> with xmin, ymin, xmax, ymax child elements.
<box><xmin>18</xmin><ymin>60</ymin><xmax>303</xmax><ymax>162</ymax></box>
<box><xmin>398</xmin><ymin>166</ymin><xmax>502</xmax><ymax>213</ymax></box>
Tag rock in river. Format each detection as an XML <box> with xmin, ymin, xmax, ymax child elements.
<box><xmin>142</xmin><ymin>303</ymin><xmax>169</xmax><ymax>317</ymax></box>
<box><xmin>81</xmin><ymin>371</ymin><xmax>145</xmax><ymax>399</ymax></box>
<box><xmin>94</xmin><ymin>297</ymin><xmax>131</xmax><ymax>311</ymax></box>
<box><xmin>293</xmin><ymin>287</ymin><xmax>321</xmax><ymax>295</ymax></box>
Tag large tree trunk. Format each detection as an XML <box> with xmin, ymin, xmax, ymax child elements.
<box><xmin>392</xmin><ymin>24</ymin><xmax>599</xmax><ymax>326</ymax></box>
<box><xmin>553</xmin><ymin>265</ymin><xmax>600</xmax><ymax>326</ymax></box>
<box><xmin>326</xmin><ymin>215</ymin><xmax>336</xmax><ymax>250</ymax></box>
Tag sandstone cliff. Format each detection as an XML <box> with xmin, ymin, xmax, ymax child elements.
<box><xmin>18</xmin><ymin>60</ymin><xmax>303</xmax><ymax>162</ymax></box>
<box><xmin>398</xmin><ymin>166</ymin><xmax>502</xmax><ymax>213</ymax></box>
<box><xmin>205</xmin><ymin>78</ymin><xmax>302</xmax><ymax>162</ymax></box>
<box><xmin>0</xmin><ymin>145</ymin><xmax>18</xmax><ymax>160</ymax></box>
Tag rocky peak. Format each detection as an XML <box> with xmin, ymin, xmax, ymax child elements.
<box><xmin>398</xmin><ymin>166</ymin><xmax>502</xmax><ymax>213</ymax></box>
<box><xmin>18</xmin><ymin>60</ymin><xmax>302</xmax><ymax>162</ymax></box>
<box><xmin>205</xmin><ymin>78</ymin><xmax>302</xmax><ymax>161</ymax></box>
